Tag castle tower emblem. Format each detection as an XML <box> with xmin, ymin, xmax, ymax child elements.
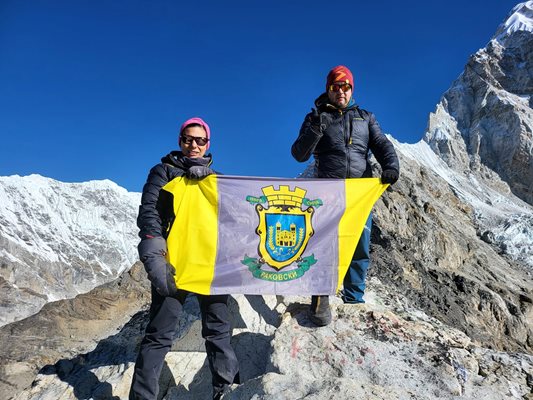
<box><xmin>253</xmin><ymin>185</ymin><xmax>315</xmax><ymax>270</ymax></box>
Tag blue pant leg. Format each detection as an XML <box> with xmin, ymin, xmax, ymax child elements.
<box><xmin>342</xmin><ymin>214</ymin><xmax>372</xmax><ymax>303</ymax></box>
<box><xmin>198</xmin><ymin>295</ymin><xmax>240</xmax><ymax>392</ymax></box>
<box><xmin>129</xmin><ymin>286</ymin><xmax>183</xmax><ymax>400</ymax></box>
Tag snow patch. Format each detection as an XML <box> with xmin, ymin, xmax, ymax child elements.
<box><xmin>494</xmin><ymin>1</ymin><xmax>533</xmax><ymax>42</ymax></box>
<box><xmin>395</xmin><ymin>140</ymin><xmax>533</xmax><ymax>268</ymax></box>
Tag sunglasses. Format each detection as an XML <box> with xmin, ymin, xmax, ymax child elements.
<box><xmin>181</xmin><ymin>135</ymin><xmax>209</xmax><ymax>146</ymax></box>
<box><xmin>329</xmin><ymin>83</ymin><xmax>352</xmax><ymax>93</ymax></box>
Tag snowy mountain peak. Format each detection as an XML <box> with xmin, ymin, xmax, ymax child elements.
<box><xmin>414</xmin><ymin>1</ymin><xmax>533</xmax><ymax>271</ymax></box>
<box><xmin>422</xmin><ymin>1</ymin><xmax>533</xmax><ymax>208</ymax></box>
<box><xmin>493</xmin><ymin>1</ymin><xmax>533</xmax><ymax>42</ymax></box>
<box><xmin>0</xmin><ymin>174</ymin><xmax>139</xmax><ymax>265</ymax></box>
<box><xmin>0</xmin><ymin>174</ymin><xmax>141</xmax><ymax>326</ymax></box>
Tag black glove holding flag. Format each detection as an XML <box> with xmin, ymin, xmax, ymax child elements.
<box><xmin>381</xmin><ymin>169</ymin><xmax>399</xmax><ymax>185</ymax></box>
<box><xmin>186</xmin><ymin>166</ymin><xmax>215</xmax><ymax>180</ymax></box>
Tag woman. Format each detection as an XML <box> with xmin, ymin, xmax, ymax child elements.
<box><xmin>130</xmin><ymin>117</ymin><xmax>239</xmax><ymax>400</ymax></box>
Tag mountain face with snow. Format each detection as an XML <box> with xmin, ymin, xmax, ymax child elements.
<box><xmin>424</xmin><ymin>1</ymin><xmax>533</xmax><ymax>206</ymax></box>
<box><xmin>417</xmin><ymin>1</ymin><xmax>533</xmax><ymax>271</ymax></box>
<box><xmin>0</xmin><ymin>175</ymin><xmax>140</xmax><ymax>326</ymax></box>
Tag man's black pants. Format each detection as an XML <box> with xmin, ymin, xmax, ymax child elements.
<box><xmin>129</xmin><ymin>286</ymin><xmax>239</xmax><ymax>400</ymax></box>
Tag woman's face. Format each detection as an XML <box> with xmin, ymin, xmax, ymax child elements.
<box><xmin>180</xmin><ymin>126</ymin><xmax>208</xmax><ymax>158</ymax></box>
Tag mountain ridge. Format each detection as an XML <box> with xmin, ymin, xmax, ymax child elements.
<box><xmin>0</xmin><ymin>174</ymin><xmax>140</xmax><ymax>326</ymax></box>
<box><xmin>423</xmin><ymin>1</ymin><xmax>533</xmax><ymax>206</ymax></box>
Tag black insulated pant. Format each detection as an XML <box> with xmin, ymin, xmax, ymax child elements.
<box><xmin>129</xmin><ymin>286</ymin><xmax>239</xmax><ymax>400</ymax></box>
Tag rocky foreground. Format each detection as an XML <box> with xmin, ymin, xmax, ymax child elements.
<box><xmin>0</xmin><ymin>262</ymin><xmax>150</xmax><ymax>399</ymax></box>
<box><xmin>1</xmin><ymin>260</ymin><xmax>532</xmax><ymax>400</ymax></box>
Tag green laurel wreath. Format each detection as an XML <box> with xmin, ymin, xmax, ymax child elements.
<box><xmin>241</xmin><ymin>254</ymin><xmax>317</xmax><ymax>282</ymax></box>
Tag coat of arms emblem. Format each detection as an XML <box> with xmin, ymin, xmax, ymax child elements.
<box><xmin>242</xmin><ymin>185</ymin><xmax>322</xmax><ymax>282</ymax></box>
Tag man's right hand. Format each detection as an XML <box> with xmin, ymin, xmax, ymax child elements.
<box><xmin>310</xmin><ymin>108</ymin><xmax>321</xmax><ymax>127</ymax></box>
<box><xmin>310</xmin><ymin>108</ymin><xmax>331</xmax><ymax>132</ymax></box>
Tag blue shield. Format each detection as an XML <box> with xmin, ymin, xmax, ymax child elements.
<box><xmin>265</xmin><ymin>213</ymin><xmax>306</xmax><ymax>262</ymax></box>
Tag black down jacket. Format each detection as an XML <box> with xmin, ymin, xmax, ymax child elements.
<box><xmin>136</xmin><ymin>151</ymin><xmax>213</xmax><ymax>297</ymax></box>
<box><xmin>292</xmin><ymin>93</ymin><xmax>399</xmax><ymax>179</ymax></box>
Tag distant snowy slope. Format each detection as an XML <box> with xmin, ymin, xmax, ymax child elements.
<box><xmin>394</xmin><ymin>140</ymin><xmax>533</xmax><ymax>269</ymax></box>
<box><xmin>0</xmin><ymin>174</ymin><xmax>141</xmax><ymax>326</ymax></box>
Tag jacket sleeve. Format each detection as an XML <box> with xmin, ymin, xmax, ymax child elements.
<box><xmin>137</xmin><ymin>164</ymin><xmax>169</xmax><ymax>239</ymax></box>
<box><xmin>367</xmin><ymin>113</ymin><xmax>400</xmax><ymax>174</ymax></box>
<box><xmin>136</xmin><ymin>164</ymin><xmax>179</xmax><ymax>297</ymax></box>
<box><xmin>291</xmin><ymin>112</ymin><xmax>323</xmax><ymax>162</ymax></box>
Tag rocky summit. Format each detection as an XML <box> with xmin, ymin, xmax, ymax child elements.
<box><xmin>2</xmin><ymin>278</ymin><xmax>532</xmax><ymax>399</ymax></box>
<box><xmin>424</xmin><ymin>1</ymin><xmax>533</xmax><ymax>206</ymax></box>
<box><xmin>1</xmin><ymin>2</ymin><xmax>533</xmax><ymax>400</ymax></box>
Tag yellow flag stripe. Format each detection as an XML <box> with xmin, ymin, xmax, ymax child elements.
<box><xmin>164</xmin><ymin>175</ymin><xmax>219</xmax><ymax>294</ymax></box>
<box><xmin>337</xmin><ymin>178</ymin><xmax>387</xmax><ymax>291</ymax></box>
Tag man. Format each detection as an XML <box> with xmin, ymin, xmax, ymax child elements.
<box><xmin>291</xmin><ymin>65</ymin><xmax>399</xmax><ymax>326</ymax></box>
<box><xmin>130</xmin><ymin>117</ymin><xmax>240</xmax><ymax>400</ymax></box>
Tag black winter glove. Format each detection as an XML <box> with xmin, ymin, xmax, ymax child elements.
<box><xmin>310</xmin><ymin>108</ymin><xmax>321</xmax><ymax>126</ymax></box>
<box><xmin>186</xmin><ymin>166</ymin><xmax>215</xmax><ymax>180</ymax></box>
<box><xmin>138</xmin><ymin>237</ymin><xmax>179</xmax><ymax>297</ymax></box>
<box><xmin>310</xmin><ymin>108</ymin><xmax>332</xmax><ymax>133</ymax></box>
<box><xmin>381</xmin><ymin>169</ymin><xmax>399</xmax><ymax>185</ymax></box>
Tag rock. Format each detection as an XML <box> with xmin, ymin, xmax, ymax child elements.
<box><xmin>7</xmin><ymin>280</ymin><xmax>533</xmax><ymax>400</ymax></box>
<box><xmin>227</xmin><ymin>292</ymin><xmax>532</xmax><ymax>400</ymax></box>
<box><xmin>0</xmin><ymin>262</ymin><xmax>150</xmax><ymax>400</ymax></box>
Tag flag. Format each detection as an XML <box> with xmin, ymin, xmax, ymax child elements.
<box><xmin>163</xmin><ymin>175</ymin><xmax>387</xmax><ymax>295</ymax></box>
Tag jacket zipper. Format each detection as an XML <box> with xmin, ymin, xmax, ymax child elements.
<box><xmin>345</xmin><ymin>112</ymin><xmax>351</xmax><ymax>178</ymax></box>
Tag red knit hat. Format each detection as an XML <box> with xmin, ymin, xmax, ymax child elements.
<box><xmin>326</xmin><ymin>65</ymin><xmax>354</xmax><ymax>91</ymax></box>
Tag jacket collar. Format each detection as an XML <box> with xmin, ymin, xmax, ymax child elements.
<box><xmin>161</xmin><ymin>151</ymin><xmax>213</xmax><ymax>169</ymax></box>
<box><xmin>314</xmin><ymin>92</ymin><xmax>358</xmax><ymax>113</ymax></box>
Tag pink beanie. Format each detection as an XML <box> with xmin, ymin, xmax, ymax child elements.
<box><xmin>179</xmin><ymin>117</ymin><xmax>211</xmax><ymax>150</ymax></box>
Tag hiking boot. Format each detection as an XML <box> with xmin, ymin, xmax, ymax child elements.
<box><xmin>309</xmin><ymin>295</ymin><xmax>332</xmax><ymax>326</ymax></box>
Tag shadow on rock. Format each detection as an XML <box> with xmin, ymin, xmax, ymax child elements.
<box><xmin>39</xmin><ymin>309</ymin><xmax>148</xmax><ymax>399</ymax></box>
<box><xmin>285</xmin><ymin>302</ymin><xmax>316</xmax><ymax>328</ymax></box>
<box><xmin>166</xmin><ymin>330</ymin><xmax>272</xmax><ymax>400</ymax></box>
<box><xmin>244</xmin><ymin>295</ymin><xmax>282</xmax><ymax>328</ymax></box>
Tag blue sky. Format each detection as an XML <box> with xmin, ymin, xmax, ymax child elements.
<box><xmin>0</xmin><ymin>0</ymin><xmax>519</xmax><ymax>192</ymax></box>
